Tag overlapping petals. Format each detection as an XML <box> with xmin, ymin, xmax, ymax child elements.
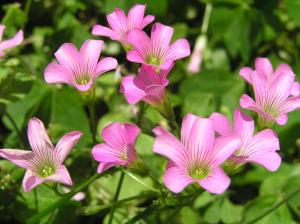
<box><xmin>0</xmin><ymin>118</ymin><xmax>83</xmax><ymax>192</ymax></box>
<box><xmin>152</xmin><ymin>114</ymin><xmax>241</xmax><ymax>194</ymax></box>
<box><xmin>0</xmin><ymin>25</ymin><xmax>23</xmax><ymax>57</ymax></box>
<box><xmin>44</xmin><ymin>39</ymin><xmax>118</xmax><ymax>91</ymax></box>
<box><xmin>126</xmin><ymin>22</ymin><xmax>190</xmax><ymax>70</ymax></box>
<box><xmin>239</xmin><ymin>57</ymin><xmax>300</xmax><ymax>126</ymax></box>
<box><xmin>92</xmin><ymin>4</ymin><xmax>154</xmax><ymax>47</ymax></box>
<box><xmin>210</xmin><ymin>108</ymin><xmax>281</xmax><ymax>171</ymax></box>
<box><xmin>120</xmin><ymin>64</ymin><xmax>170</xmax><ymax>105</ymax></box>
<box><xmin>92</xmin><ymin>122</ymin><xmax>141</xmax><ymax>173</ymax></box>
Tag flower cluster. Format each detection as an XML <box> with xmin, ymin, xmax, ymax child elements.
<box><xmin>1</xmin><ymin>4</ymin><xmax>299</xmax><ymax>198</ymax></box>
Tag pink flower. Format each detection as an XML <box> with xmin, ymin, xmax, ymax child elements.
<box><xmin>0</xmin><ymin>25</ymin><xmax>23</xmax><ymax>57</ymax></box>
<box><xmin>210</xmin><ymin>108</ymin><xmax>281</xmax><ymax>171</ymax></box>
<box><xmin>92</xmin><ymin>122</ymin><xmax>140</xmax><ymax>173</ymax></box>
<box><xmin>92</xmin><ymin>4</ymin><xmax>154</xmax><ymax>48</ymax></box>
<box><xmin>120</xmin><ymin>65</ymin><xmax>170</xmax><ymax>106</ymax></box>
<box><xmin>152</xmin><ymin>114</ymin><xmax>241</xmax><ymax>194</ymax></box>
<box><xmin>239</xmin><ymin>57</ymin><xmax>300</xmax><ymax>126</ymax></box>
<box><xmin>126</xmin><ymin>23</ymin><xmax>190</xmax><ymax>71</ymax></box>
<box><xmin>187</xmin><ymin>35</ymin><xmax>207</xmax><ymax>74</ymax></box>
<box><xmin>44</xmin><ymin>39</ymin><xmax>118</xmax><ymax>92</ymax></box>
<box><xmin>0</xmin><ymin>118</ymin><xmax>83</xmax><ymax>192</ymax></box>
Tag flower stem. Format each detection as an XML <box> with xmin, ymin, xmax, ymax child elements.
<box><xmin>124</xmin><ymin>170</ymin><xmax>159</xmax><ymax>192</ymax></box>
<box><xmin>108</xmin><ymin>171</ymin><xmax>125</xmax><ymax>224</ymax></box>
<box><xmin>26</xmin><ymin>173</ymin><xmax>101</xmax><ymax>224</ymax></box>
<box><xmin>88</xmin><ymin>101</ymin><xmax>96</xmax><ymax>144</ymax></box>
<box><xmin>2</xmin><ymin>109</ymin><xmax>25</xmax><ymax>148</ymax></box>
<box><xmin>201</xmin><ymin>2</ymin><xmax>212</xmax><ymax>34</ymax></box>
<box><xmin>243</xmin><ymin>186</ymin><xmax>300</xmax><ymax>224</ymax></box>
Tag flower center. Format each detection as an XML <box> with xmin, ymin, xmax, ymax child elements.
<box><xmin>37</xmin><ymin>164</ymin><xmax>56</xmax><ymax>178</ymax></box>
<box><xmin>189</xmin><ymin>167</ymin><xmax>209</xmax><ymax>180</ymax></box>
<box><xmin>80</xmin><ymin>79</ymin><xmax>89</xmax><ymax>85</ymax></box>
<box><xmin>146</xmin><ymin>56</ymin><xmax>160</xmax><ymax>66</ymax></box>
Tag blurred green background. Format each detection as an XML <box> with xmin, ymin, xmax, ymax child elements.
<box><xmin>0</xmin><ymin>0</ymin><xmax>300</xmax><ymax>223</ymax></box>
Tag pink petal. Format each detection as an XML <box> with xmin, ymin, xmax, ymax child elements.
<box><xmin>126</xmin><ymin>49</ymin><xmax>145</xmax><ymax>64</ymax></box>
<box><xmin>210</xmin><ymin>135</ymin><xmax>241</xmax><ymax>168</ymax></box>
<box><xmin>281</xmin><ymin>96</ymin><xmax>300</xmax><ymax>114</ymax></box>
<box><xmin>247</xmin><ymin>151</ymin><xmax>281</xmax><ymax>172</ymax></box>
<box><xmin>269</xmin><ymin>71</ymin><xmax>295</xmax><ymax>102</ymax></box>
<box><xmin>291</xmin><ymin>82</ymin><xmax>300</xmax><ymax>96</ymax></box>
<box><xmin>181</xmin><ymin>113</ymin><xmax>198</xmax><ymax>147</ymax></box>
<box><xmin>276</xmin><ymin>114</ymin><xmax>288</xmax><ymax>125</ymax></box>
<box><xmin>22</xmin><ymin>170</ymin><xmax>44</xmax><ymax>192</ymax></box>
<box><xmin>46</xmin><ymin>165</ymin><xmax>73</xmax><ymax>186</ymax></box>
<box><xmin>127</xmin><ymin>29</ymin><xmax>150</xmax><ymax>60</ymax></box>
<box><xmin>72</xmin><ymin>80</ymin><xmax>94</xmax><ymax>92</ymax></box>
<box><xmin>92</xmin><ymin>143</ymin><xmax>128</xmax><ymax>165</ymax></box>
<box><xmin>79</xmin><ymin>39</ymin><xmax>103</xmax><ymax>78</ymax></box>
<box><xmin>187</xmin><ymin>117</ymin><xmax>215</xmax><ymax>164</ymax></box>
<box><xmin>209</xmin><ymin>112</ymin><xmax>232</xmax><ymax>136</ymax></box>
<box><xmin>92</xmin><ymin>24</ymin><xmax>120</xmax><ymax>40</ymax></box>
<box><xmin>27</xmin><ymin>118</ymin><xmax>54</xmax><ymax>155</ymax></box>
<box><xmin>44</xmin><ymin>62</ymin><xmax>73</xmax><ymax>85</ymax></box>
<box><xmin>0</xmin><ymin>149</ymin><xmax>34</xmax><ymax>169</ymax></box>
<box><xmin>239</xmin><ymin>67</ymin><xmax>253</xmax><ymax>84</ymax></box>
<box><xmin>199</xmin><ymin>167</ymin><xmax>230</xmax><ymax>194</ymax></box>
<box><xmin>141</xmin><ymin>15</ymin><xmax>155</xmax><ymax>28</ymax></box>
<box><xmin>273</xmin><ymin>63</ymin><xmax>295</xmax><ymax>82</ymax></box>
<box><xmin>106</xmin><ymin>8</ymin><xmax>127</xmax><ymax>37</ymax></box>
<box><xmin>152</xmin><ymin>127</ymin><xmax>187</xmax><ymax>167</ymax></box>
<box><xmin>120</xmin><ymin>75</ymin><xmax>146</xmax><ymax>104</ymax></box>
<box><xmin>0</xmin><ymin>30</ymin><xmax>23</xmax><ymax>52</ymax></box>
<box><xmin>167</xmin><ymin>39</ymin><xmax>190</xmax><ymax>61</ymax></box>
<box><xmin>97</xmin><ymin>163</ymin><xmax>118</xmax><ymax>173</ymax></box>
<box><xmin>163</xmin><ymin>161</ymin><xmax>194</xmax><ymax>193</ymax></box>
<box><xmin>233</xmin><ymin>108</ymin><xmax>254</xmax><ymax>145</ymax></box>
<box><xmin>150</xmin><ymin>23</ymin><xmax>173</xmax><ymax>53</ymax></box>
<box><xmin>95</xmin><ymin>57</ymin><xmax>118</xmax><ymax>76</ymax></box>
<box><xmin>54</xmin><ymin>131</ymin><xmax>83</xmax><ymax>164</ymax></box>
<box><xmin>255</xmin><ymin>57</ymin><xmax>273</xmax><ymax>78</ymax></box>
<box><xmin>102</xmin><ymin>122</ymin><xmax>140</xmax><ymax>149</ymax></box>
<box><xmin>239</xmin><ymin>94</ymin><xmax>267</xmax><ymax>118</ymax></box>
<box><xmin>127</xmin><ymin>4</ymin><xmax>146</xmax><ymax>28</ymax></box>
<box><xmin>54</xmin><ymin>43</ymin><xmax>80</xmax><ymax>74</ymax></box>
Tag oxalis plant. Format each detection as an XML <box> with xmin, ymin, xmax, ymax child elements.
<box><xmin>0</xmin><ymin>2</ymin><xmax>300</xmax><ymax>224</ymax></box>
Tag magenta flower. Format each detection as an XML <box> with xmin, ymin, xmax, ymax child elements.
<box><xmin>239</xmin><ymin>57</ymin><xmax>300</xmax><ymax>126</ymax></box>
<box><xmin>152</xmin><ymin>114</ymin><xmax>241</xmax><ymax>194</ymax></box>
<box><xmin>92</xmin><ymin>4</ymin><xmax>154</xmax><ymax>48</ymax></box>
<box><xmin>210</xmin><ymin>109</ymin><xmax>281</xmax><ymax>171</ymax></box>
<box><xmin>0</xmin><ymin>25</ymin><xmax>23</xmax><ymax>57</ymax></box>
<box><xmin>44</xmin><ymin>39</ymin><xmax>118</xmax><ymax>92</ymax></box>
<box><xmin>92</xmin><ymin>122</ymin><xmax>140</xmax><ymax>173</ymax></box>
<box><xmin>120</xmin><ymin>65</ymin><xmax>170</xmax><ymax>106</ymax></box>
<box><xmin>0</xmin><ymin>118</ymin><xmax>83</xmax><ymax>192</ymax></box>
<box><xmin>126</xmin><ymin>22</ymin><xmax>190</xmax><ymax>71</ymax></box>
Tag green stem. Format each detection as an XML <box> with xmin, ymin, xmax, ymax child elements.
<box><xmin>243</xmin><ymin>187</ymin><xmax>300</xmax><ymax>224</ymax></box>
<box><xmin>3</xmin><ymin>109</ymin><xmax>25</xmax><ymax>148</ymax></box>
<box><xmin>108</xmin><ymin>171</ymin><xmax>125</xmax><ymax>224</ymax></box>
<box><xmin>25</xmin><ymin>0</ymin><xmax>33</xmax><ymax>17</ymax></box>
<box><xmin>201</xmin><ymin>2</ymin><xmax>212</xmax><ymax>34</ymax></box>
<box><xmin>87</xmin><ymin>90</ymin><xmax>96</xmax><ymax>144</ymax></box>
<box><xmin>33</xmin><ymin>188</ymin><xmax>38</xmax><ymax>211</ymax></box>
<box><xmin>124</xmin><ymin>170</ymin><xmax>159</xmax><ymax>192</ymax></box>
<box><xmin>136</xmin><ymin>102</ymin><xmax>146</xmax><ymax>126</ymax></box>
<box><xmin>26</xmin><ymin>173</ymin><xmax>100</xmax><ymax>224</ymax></box>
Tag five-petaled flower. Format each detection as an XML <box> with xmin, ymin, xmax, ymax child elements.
<box><xmin>92</xmin><ymin>122</ymin><xmax>141</xmax><ymax>173</ymax></box>
<box><xmin>92</xmin><ymin>4</ymin><xmax>154</xmax><ymax>50</ymax></box>
<box><xmin>0</xmin><ymin>25</ymin><xmax>23</xmax><ymax>57</ymax></box>
<box><xmin>152</xmin><ymin>114</ymin><xmax>241</xmax><ymax>194</ymax></box>
<box><xmin>126</xmin><ymin>22</ymin><xmax>190</xmax><ymax>71</ymax></box>
<box><xmin>210</xmin><ymin>108</ymin><xmax>281</xmax><ymax>171</ymax></box>
<box><xmin>44</xmin><ymin>39</ymin><xmax>118</xmax><ymax>92</ymax></box>
<box><xmin>120</xmin><ymin>64</ymin><xmax>170</xmax><ymax>106</ymax></box>
<box><xmin>0</xmin><ymin>118</ymin><xmax>83</xmax><ymax>192</ymax></box>
<box><xmin>239</xmin><ymin>57</ymin><xmax>300</xmax><ymax>127</ymax></box>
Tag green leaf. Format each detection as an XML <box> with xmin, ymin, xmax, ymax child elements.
<box><xmin>284</xmin><ymin>0</ymin><xmax>300</xmax><ymax>27</ymax></box>
<box><xmin>221</xmin><ymin>198</ymin><xmax>244</xmax><ymax>223</ymax></box>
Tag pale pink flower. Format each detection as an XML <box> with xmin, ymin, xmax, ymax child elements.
<box><xmin>92</xmin><ymin>4</ymin><xmax>154</xmax><ymax>48</ymax></box>
<box><xmin>239</xmin><ymin>57</ymin><xmax>300</xmax><ymax>126</ymax></box>
<box><xmin>152</xmin><ymin>114</ymin><xmax>241</xmax><ymax>194</ymax></box>
<box><xmin>210</xmin><ymin>108</ymin><xmax>281</xmax><ymax>171</ymax></box>
<box><xmin>92</xmin><ymin>122</ymin><xmax>140</xmax><ymax>173</ymax></box>
<box><xmin>44</xmin><ymin>39</ymin><xmax>118</xmax><ymax>92</ymax></box>
<box><xmin>0</xmin><ymin>25</ymin><xmax>23</xmax><ymax>57</ymax></box>
<box><xmin>187</xmin><ymin>35</ymin><xmax>207</xmax><ymax>74</ymax></box>
<box><xmin>120</xmin><ymin>64</ymin><xmax>170</xmax><ymax>105</ymax></box>
<box><xmin>126</xmin><ymin>22</ymin><xmax>190</xmax><ymax>70</ymax></box>
<box><xmin>0</xmin><ymin>118</ymin><xmax>83</xmax><ymax>192</ymax></box>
